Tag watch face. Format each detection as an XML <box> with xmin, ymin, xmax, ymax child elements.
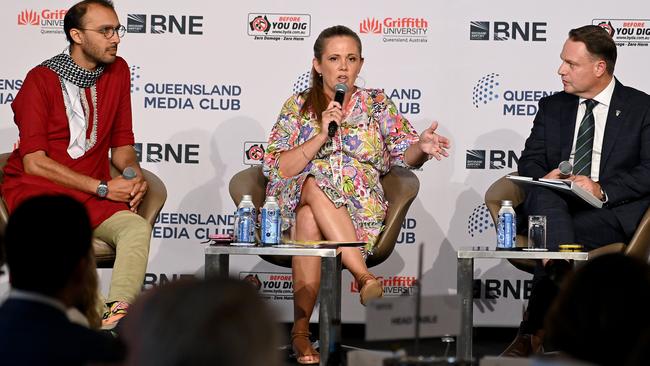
<box><xmin>97</xmin><ymin>182</ymin><xmax>108</xmax><ymax>197</ymax></box>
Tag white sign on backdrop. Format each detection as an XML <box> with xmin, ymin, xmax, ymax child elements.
<box><xmin>365</xmin><ymin>295</ymin><xmax>461</xmax><ymax>341</ymax></box>
<box><xmin>2</xmin><ymin>0</ymin><xmax>649</xmax><ymax>326</ymax></box>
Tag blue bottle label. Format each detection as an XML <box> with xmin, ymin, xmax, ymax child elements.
<box><xmin>260</xmin><ymin>207</ymin><xmax>279</xmax><ymax>245</ymax></box>
<box><xmin>497</xmin><ymin>212</ymin><xmax>515</xmax><ymax>249</ymax></box>
<box><xmin>237</xmin><ymin>207</ymin><xmax>256</xmax><ymax>243</ymax></box>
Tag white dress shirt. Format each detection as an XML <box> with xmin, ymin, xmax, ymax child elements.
<box><xmin>63</xmin><ymin>80</ymin><xmax>88</xmax><ymax>159</ymax></box>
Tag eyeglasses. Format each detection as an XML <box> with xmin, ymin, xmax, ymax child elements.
<box><xmin>78</xmin><ymin>25</ymin><xmax>126</xmax><ymax>39</ymax></box>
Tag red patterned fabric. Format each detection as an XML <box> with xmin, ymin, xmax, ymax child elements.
<box><xmin>1</xmin><ymin>57</ymin><xmax>135</xmax><ymax>228</ymax></box>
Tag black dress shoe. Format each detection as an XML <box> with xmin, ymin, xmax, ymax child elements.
<box><xmin>500</xmin><ymin>333</ymin><xmax>543</xmax><ymax>358</ymax></box>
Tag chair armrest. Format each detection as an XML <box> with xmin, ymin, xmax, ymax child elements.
<box><xmin>368</xmin><ymin>166</ymin><xmax>420</xmax><ymax>267</ymax></box>
<box><xmin>229</xmin><ymin>166</ymin><xmax>267</xmax><ymax>209</ymax></box>
<box><xmin>484</xmin><ymin>171</ymin><xmax>525</xmax><ymax>224</ymax></box>
<box><xmin>108</xmin><ymin>164</ymin><xmax>167</xmax><ymax>226</ymax></box>
<box><xmin>138</xmin><ymin>169</ymin><xmax>167</xmax><ymax>225</ymax></box>
<box><xmin>625</xmin><ymin>206</ymin><xmax>650</xmax><ymax>262</ymax></box>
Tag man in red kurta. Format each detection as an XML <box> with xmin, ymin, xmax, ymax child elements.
<box><xmin>1</xmin><ymin>0</ymin><xmax>151</xmax><ymax>329</ymax></box>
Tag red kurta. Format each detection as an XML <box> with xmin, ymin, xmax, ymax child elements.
<box><xmin>1</xmin><ymin>56</ymin><xmax>135</xmax><ymax>228</ymax></box>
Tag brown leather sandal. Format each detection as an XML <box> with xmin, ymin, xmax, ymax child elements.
<box><xmin>358</xmin><ymin>273</ymin><xmax>384</xmax><ymax>306</ymax></box>
<box><xmin>291</xmin><ymin>331</ymin><xmax>320</xmax><ymax>365</ymax></box>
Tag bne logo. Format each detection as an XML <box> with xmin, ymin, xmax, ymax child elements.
<box><xmin>127</xmin><ymin>14</ymin><xmax>203</xmax><ymax>35</ymax></box>
<box><xmin>466</xmin><ymin>150</ymin><xmax>519</xmax><ymax>170</ymax></box>
<box><xmin>470</xmin><ymin>21</ymin><xmax>547</xmax><ymax>41</ymax></box>
<box><xmin>134</xmin><ymin>143</ymin><xmax>200</xmax><ymax>164</ymax></box>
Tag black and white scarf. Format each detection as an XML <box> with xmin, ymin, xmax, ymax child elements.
<box><xmin>40</xmin><ymin>53</ymin><xmax>104</xmax><ymax>88</ymax></box>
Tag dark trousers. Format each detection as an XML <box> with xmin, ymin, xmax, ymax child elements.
<box><xmin>518</xmin><ymin>186</ymin><xmax>628</xmax><ymax>333</ymax></box>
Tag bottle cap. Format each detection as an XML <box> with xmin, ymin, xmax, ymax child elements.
<box><xmin>501</xmin><ymin>200</ymin><xmax>513</xmax><ymax>206</ymax></box>
<box><xmin>242</xmin><ymin>194</ymin><xmax>252</xmax><ymax>201</ymax></box>
<box><xmin>265</xmin><ymin>196</ymin><xmax>277</xmax><ymax>202</ymax></box>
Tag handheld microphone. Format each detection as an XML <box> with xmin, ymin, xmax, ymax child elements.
<box><xmin>122</xmin><ymin>166</ymin><xmax>137</xmax><ymax>180</ymax></box>
<box><xmin>558</xmin><ymin>161</ymin><xmax>572</xmax><ymax>178</ymax></box>
<box><xmin>328</xmin><ymin>83</ymin><xmax>348</xmax><ymax>138</ymax></box>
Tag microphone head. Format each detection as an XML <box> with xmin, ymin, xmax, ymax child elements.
<box><xmin>558</xmin><ymin>161</ymin><xmax>573</xmax><ymax>176</ymax></box>
<box><xmin>123</xmin><ymin>166</ymin><xmax>137</xmax><ymax>180</ymax></box>
<box><xmin>333</xmin><ymin>83</ymin><xmax>347</xmax><ymax>105</ymax></box>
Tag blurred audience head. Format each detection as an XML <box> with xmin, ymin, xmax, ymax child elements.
<box><xmin>546</xmin><ymin>253</ymin><xmax>650</xmax><ymax>366</ymax></box>
<box><xmin>122</xmin><ymin>277</ymin><xmax>281</xmax><ymax>366</ymax></box>
<box><xmin>5</xmin><ymin>195</ymin><xmax>94</xmax><ymax>301</ymax></box>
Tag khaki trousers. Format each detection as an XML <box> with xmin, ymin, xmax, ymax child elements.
<box><xmin>94</xmin><ymin>210</ymin><xmax>151</xmax><ymax>304</ymax></box>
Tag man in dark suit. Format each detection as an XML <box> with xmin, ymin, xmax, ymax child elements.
<box><xmin>502</xmin><ymin>25</ymin><xmax>650</xmax><ymax>356</ymax></box>
<box><xmin>0</xmin><ymin>195</ymin><xmax>124</xmax><ymax>365</ymax></box>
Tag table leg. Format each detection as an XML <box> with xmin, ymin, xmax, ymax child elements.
<box><xmin>319</xmin><ymin>253</ymin><xmax>342</xmax><ymax>366</ymax></box>
<box><xmin>456</xmin><ymin>257</ymin><xmax>474</xmax><ymax>361</ymax></box>
<box><xmin>205</xmin><ymin>253</ymin><xmax>229</xmax><ymax>279</ymax></box>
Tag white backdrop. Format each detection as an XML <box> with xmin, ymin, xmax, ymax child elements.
<box><xmin>2</xmin><ymin>0</ymin><xmax>650</xmax><ymax>326</ymax></box>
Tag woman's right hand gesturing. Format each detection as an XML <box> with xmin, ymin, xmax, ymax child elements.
<box><xmin>320</xmin><ymin>100</ymin><xmax>344</xmax><ymax>138</ymax></box>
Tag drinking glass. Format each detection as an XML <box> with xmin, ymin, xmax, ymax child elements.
<box><xmin>528</xmin><ymin>215</ymin><xmax>547</xmax><ymax>249</ymax></box>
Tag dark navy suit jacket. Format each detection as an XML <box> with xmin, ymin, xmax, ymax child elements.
<box><xmin>518</xmin><ymin>79</ymin><xmax>650</xmax><ymax>237</ymax></box>
<box><xmin>0</xmin><ymin>298</ymin><xmax>124</xmax><ymax>365</ymax></box>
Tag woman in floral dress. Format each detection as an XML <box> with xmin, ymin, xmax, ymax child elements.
<box><xmin>263</xmin><ymin>25</ymin><xmax>450</xmax><ymax>364</ymax></box>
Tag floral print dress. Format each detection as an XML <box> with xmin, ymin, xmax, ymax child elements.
<box><xmin>263</xmin><ymin>88</ymin><xmax>419</xmax><ymax>252</ymax></box>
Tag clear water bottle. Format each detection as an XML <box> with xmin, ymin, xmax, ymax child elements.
<box><xmin>260</xmin><ymin>196</ymin><xmax>280</xmax><ymax>245</ymax></box>
<box><xmin>497</xmin><ymin>200</ymin><xmax>516</xmax><ymax>249</ymax></box>
<box><xmin>237</xmin><ymin>195</ymin><xmax>257</xmax><ymax>243</ymax></box>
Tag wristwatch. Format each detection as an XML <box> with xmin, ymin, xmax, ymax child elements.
<box><xmin>96</xmin><ymin>180</ymin><xmax>109</xmax><ymax>198</ymax></box>
<box><xmin>599</xmin><ymin>186</ymin><xmax>607</xmax><ymax>202</ymax></box>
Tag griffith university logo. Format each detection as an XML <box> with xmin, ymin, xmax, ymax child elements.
<box><xmin>17</xmin><ymin>9</ymin><xmax>67</xmax><ymax>34</ymax></box>
<box><xmin>467</xmin><ymin>203</ymin><xmax>494</xmax><ymax>238</ymax></box>
<box><xmin>358</xmin><ymin>17</ymin><xmax>428</xmax><ymax>43</ymax></box>
<box><xmin>472</xmin><ymin>73</ymin><xmax>500</xmax><ymax>108</ymax></box>
<box><xmin>359</xmin><ymin>18</ymin><xmax>382</xmax><ymax>34</ymax></box>
<box><xmin>17</xmin><ymin>10</ymin><xmax>40</xmax><ymax>25</ymax></box>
